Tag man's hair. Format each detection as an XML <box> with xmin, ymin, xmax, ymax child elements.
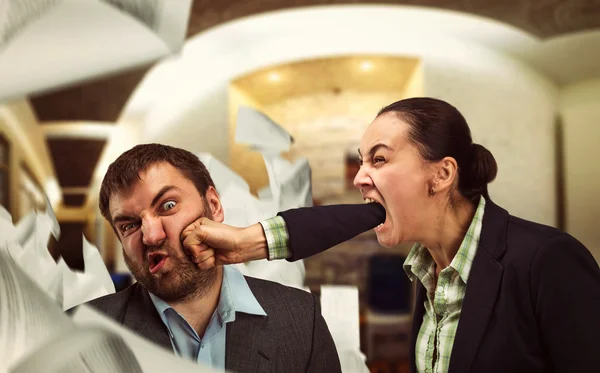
<box><xmin>99</xmin><ymin>143</ymin><xmax>215</xmax><ymax>224</ymax></box>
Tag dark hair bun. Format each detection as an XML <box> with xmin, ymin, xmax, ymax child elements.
<box><xmin>466</xmin><ymin>143</ymin><xmax>497</xmax><ymax>190</ymax></box>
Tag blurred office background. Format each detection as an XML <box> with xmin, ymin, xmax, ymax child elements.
<box><xmin>1</xmin><ymin>1</ymin><xmax>599</xmax><ymax>372</ymax></box>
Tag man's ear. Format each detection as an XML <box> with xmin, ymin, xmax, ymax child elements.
<box><xmin>204</xmin><ymin>186</ymin><xmax>224</xmax><ymax>223</ymax></box>
<box><xmin>431</xmin><ymin>156</ymin><xmax>458</xmax><ymax>194</ymax></box>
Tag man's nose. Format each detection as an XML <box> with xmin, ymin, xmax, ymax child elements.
<box><xmin>141</xmin><ymin>216</ymin><xmax>166</xmax><ymax>247</ymax></box>
<box><xmin>353</xmin><ymin>166</ymin><xmax>373</xmax><ymax>190</ymax></box>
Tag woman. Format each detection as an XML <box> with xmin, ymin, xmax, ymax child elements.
<box><xmin>182</xmin><ymin>97</ymin><xmax>600</xmax><ymax>372</ymax></box>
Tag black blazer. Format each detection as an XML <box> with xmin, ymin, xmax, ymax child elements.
<box><xmin>279</xmin><ymin>200</ymin><xmax>600</xmax><ymax>372</ymax></box>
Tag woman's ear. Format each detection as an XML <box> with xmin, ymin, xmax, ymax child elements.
<box><xmin>432</xmin><ymin>156</ymin><xmax>458</xmax><ymax>193</ymax></box>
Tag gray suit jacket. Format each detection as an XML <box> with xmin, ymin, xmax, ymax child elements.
<box><xmin>83</xmin><ymin>276</ymin><xmax>341</xmax><ymax>373</ymax></box>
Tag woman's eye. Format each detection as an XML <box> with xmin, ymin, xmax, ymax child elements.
<box><xmin>373</xmin><ymin>156</ymin><xmax>385</xmax><ymax>164</ymax></box>
<box><xmin>162</xmin><ymin>201</ymin><xmax>177</xmax><ymax>210</ymax></box>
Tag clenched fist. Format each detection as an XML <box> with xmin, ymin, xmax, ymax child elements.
<box><xmin>180</xmin><ymin>218</ymin><xmax>270</xmax><ymax>269</ymax></box>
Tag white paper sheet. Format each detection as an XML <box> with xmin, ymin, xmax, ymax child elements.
<box><xmin>235</xmin><ymin>106</ymin><xmax>293</xmax><ymax>152</ymax></box>
<box><xmin>9</xmin><ymin>326</ymin><xmax>144</xmax><ymax>373</ymax></box>
<box><xmin>59</xmin><ymin>258</ymin><xmax>112</xmax><ymax>312</ymax></box>
<box><xmin>196</xmin><ymin>152</ymin><xmax>250</xmax><ymax>195</ymax></box>
<box><xmin>83</xmin><ymin>234</ymin><xmax>116</xmax><ymax>294</ymax></box>
<box><xmin>0</xmin><ymin>250</ymin><xmax>75</xmax><ymax>371</ymax></box>
<box><xmin>0</xmin><ymin>205</ymin><xmax>17</xmax><ymax>243</ymax></box>
<box><xmin>320</xmin><ymin>285</ymin><xmax>369</xmax><ymax>373</ymax></box>
<box><xmin>13</xmin><ymin>211</ymin><xmax>36</xmax><ymax>247</ymax></box>
<box><xmin>0</xmin><ymin>204</ymin><xmax>115</xmax><ymax>310</ymax></box>
<box><xmin>0</xmin><ymin>205</ymin><xmax>13</xmax><ymax>223</ymax></box>
<box><xmin>0</xmin><ymin>248</ymin><xmax>152</xmax><ymax>373</ymax></box>
<box><xmin>191</xmin><ymin>109</ymin><xmax>311</xmax><ymax>290</ymax></box>
<box><xmin>0</xmin><ymin>0</ymin><xmax>192</xmax><ymax>101</ymax></box>
<box><xmin>320</xmin><ymin>285</ymin><xmax>361</xmax><ymax>351</ymax></box>
<box><xmin>71</xmin><ymin>305</ymin><xmax>223</xmax><ymax>373</ymax></box>
<box><xmin>43</xmin><ymin>197</ymin><xmax>60</xmax><ymax>239</ymax></box>
<box><xmin>7</xmin><ymin>206</ymin><xmax>64</xmax><ymax>303</ymax></box>
<box><xmin>275</xmin><ymin>157</ymin><xmax>313</xmax><ymax>211</ymax></box>
<box><xmin>58</xmin><ymin>234</ymin><xmax>115</xmax><ymax>310</ymax></box>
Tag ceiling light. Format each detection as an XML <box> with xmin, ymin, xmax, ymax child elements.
<box><xmin>360</xmin><ymin>61</ymin><xmax>373</xmax><ymax>72</ymax></box>
<box><xmin>267</xmin><ymin>72</ymin><xmax>281</xmax><ymax>82</ymax></box>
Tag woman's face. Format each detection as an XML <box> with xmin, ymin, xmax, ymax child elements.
<box><xmin>354</xmin><ymin>112</ymin><xmax>432</xmax><ymax>247</ymax></box>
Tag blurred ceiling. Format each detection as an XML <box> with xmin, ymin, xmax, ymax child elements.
<box><xmin>232</xmin><ymin>56</ymin><xmax>420</xmax><ymax>105</ymax></box>
<box><xmin>27</xmin><ymin>0</ymin><xmax>600</xmax><ymax>208</ymax></box>
<box><xmin>188</xmin><ymin>0</ymin><xmax>600</xmax><ymax>39</ymax></box>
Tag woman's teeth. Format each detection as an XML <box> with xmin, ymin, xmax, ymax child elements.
<box><xmin>365</xmin><ymin>198</ymin><xmax>377</xmax><ymax>204</ymax></box>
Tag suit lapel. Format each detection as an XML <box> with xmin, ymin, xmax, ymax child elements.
<box><xmin>410</xmin><ymin>282</ymin><xmax>426</xmax><ymax>373</ymax></box>
<box><xmin>225</xmin><ymin>313</ymin><xmax>276</xmax><ymax>372</ymax></box>
<box><xmin>448</xmin><ymin>200</ymin><xmax>507</xmax><ymax>373</ymax></box>
<box><xmin>121</xmin><ymin>284</ymin><xmax>172</xmax><ymax>352</ymax></box>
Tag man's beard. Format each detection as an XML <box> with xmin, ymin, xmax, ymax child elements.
<box><xmin>123</xmin><ymin>207</ymin><xmax>217</xmax><ymax>302</ymax></box>
<box><xmin>124</xmin><ymin>247</ymin><xmax>217</xmax><ymax>302</ymax></box>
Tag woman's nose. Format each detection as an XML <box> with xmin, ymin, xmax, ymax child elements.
<box><xmin>353</xmin><ymin>166</ymin><xmax>373</xmax><ymax>190</ymax></box>
<box><xmin>141</xmin><ymin>217</ymin><xmax>166</xmax><ymax>247</ymax></box>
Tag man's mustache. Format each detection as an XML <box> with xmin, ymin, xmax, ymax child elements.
<box><xmin>142</xmin><ymin>244</ymin><xmax>195</xmax><ymax>266</ymax></box>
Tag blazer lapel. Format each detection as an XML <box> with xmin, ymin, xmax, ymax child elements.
<box><xmin>225</xmin><ymin>313</ymin><xmax>276</xmax><ymax>372</ymax></box>
<box><xmin>448</xmin><ymin>200</ymin><xmax>508</xmax><ymax>373</ymax></box>
<box><xmin>410</xmin><ymin>282</ymin><xmax>426</xmax><ymax>373</ymax></box>
<box><xmin>121</xmin><ymin>284</ymin><xmax>172</xmax><ymax>352</ymax></box>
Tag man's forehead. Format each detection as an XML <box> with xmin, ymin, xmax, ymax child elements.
<box><xmin>107</xmin><ymin>163</ymin><xmax>174</xmax><ymax>213</ymax></box>
<box><xmin>108</xmin><ymin>186</ymin><xmax>140</xmax><ymax>219</ymax></box>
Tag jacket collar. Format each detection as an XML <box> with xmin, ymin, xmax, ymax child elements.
<box><xmin>410</xmin><ymin>199</ymin><xmax>508</xmax><ymax>373</ymax></box>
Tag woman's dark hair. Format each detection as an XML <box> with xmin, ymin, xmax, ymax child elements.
<box><xmin>377</xmin><ymin>97</ymin><xmax>497</xmax><ymax>202</ymax></box>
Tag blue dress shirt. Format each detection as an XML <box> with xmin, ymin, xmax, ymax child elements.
<box><xmin>149</xmin><ymin>265</ymin><xmax>267</xmax><ymax>369</ymax></box>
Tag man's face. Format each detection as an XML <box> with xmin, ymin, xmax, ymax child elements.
<box><xmin>109</xmin><ymin>161</ymin><xmax>223</xmax><ymax>302</ymax></box>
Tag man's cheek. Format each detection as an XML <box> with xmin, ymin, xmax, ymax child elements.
<box><xmin>123</xmin><ymin>244</ymin><xmax>144</xmax><ymax>264</ymax></box>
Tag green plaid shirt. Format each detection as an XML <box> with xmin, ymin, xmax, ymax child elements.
<box><xmin>403</xmin><ymin>196</ymin><xmax>486</xmax><ymax>373</ymax></box>
<box><xmin>260</xmin><ymin>198</ymin><xmax>485</xmax><ymax>373</ymax></box>
<box><xmin>259</xmin><ymin>216</ymin><xmax>291</xmax><ymax>260</ymax></box>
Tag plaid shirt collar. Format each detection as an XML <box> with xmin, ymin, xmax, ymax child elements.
<box><xmin>403</xmin><ymin>196</ymin><xmax>486</xmax><ymax>285</ymax></box>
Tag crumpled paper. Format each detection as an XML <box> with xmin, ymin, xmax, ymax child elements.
<box><xmin>0</xmin><ymin>201</ymin><xmax>115</xmax><ymax>311</ymax></box>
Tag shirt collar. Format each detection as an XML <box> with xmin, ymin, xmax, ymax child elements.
<box><xmin>149</xmin><ymin>265</ymin><xmax>266</xmax><ymax>324</ymax></box>
<box><xmin>218</xmin><ymin>265</ymin><xmax>266</xmax><ymax>322</ymax></box>
<box><xmin>403</xmin><ymin>196</ymin><xmax>486</xmax><ymax>285</ymax></box>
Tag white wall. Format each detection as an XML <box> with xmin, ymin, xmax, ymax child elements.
<box><xmin>423</xmin><ymin>47</ymin><xmax>558</xmax><ymax>226</ymax></box>
<box><xmin>560</xmin><ymin>79</ymin><xmax>600</xmax><ymax>263</ymax></box>
<box><xmin>119</xmin><ymin>5</ymin><xmax>559</xmax><ymax>226</ymax></box>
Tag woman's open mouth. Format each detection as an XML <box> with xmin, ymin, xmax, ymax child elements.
<box><xmin>364</xmin><ymin>197</ymin><xmax>387</xmax><ymax>231</ymax></box>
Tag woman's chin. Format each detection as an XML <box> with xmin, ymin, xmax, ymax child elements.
<box><xmin>375</xmin><ymin>225</ymin><xmax>399</xmax><ymax>248</ymax></box>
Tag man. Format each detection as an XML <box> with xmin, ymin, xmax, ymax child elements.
<box><xmin>85</xmin><ymin>143</ymin><xmax>341</xmax><ymax>372</ymax></box>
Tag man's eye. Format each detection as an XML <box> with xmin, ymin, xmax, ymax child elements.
<box><xmin>162</xmin><ymin>201</ymin><xmax>177</xmax><ymax>210</ymax></box>
<box><xmin>122</xmin><ymin>223</ymin><xmax>137</xmax><ymax>232</ymax></box>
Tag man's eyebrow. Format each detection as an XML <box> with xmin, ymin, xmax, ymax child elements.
<box><xmin>111</xmin><ymin>185</ymin><xmax>181</xmax><ymax>225</ymax></box>
<box><xmin>151</xmin><ymin>185</ymin><xmax>180</xmax><ymax>208</ymax></box>
<box><xmin>113</xmin><ymin>214</ymin><xmax>135</xmax><ymax>225</ymax></box>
